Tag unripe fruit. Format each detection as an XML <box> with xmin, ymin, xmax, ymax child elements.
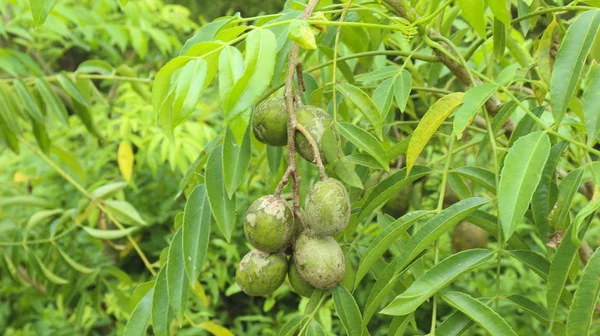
<box><xmin>244</xmin><ymin>196</ymin><xmax>295</xmax><ymax>252</ymax></box>
<box><xmin>253</xmin><ymin>97</ymin><xmax>288</xmax><ymax>146</ymax></box>
<box><xmin>236</xmin><ymin>250</ymin><xmax>288</xmax><ymax>296</ymax></box>
<box><xmin>288</xmin><ymin>259</ymin><xmax>315</xmax><ymax>297</ymax></box>
<box><xmin>294</xmin><ymin>232</ymin><xmax>345</xmax><ymax>289</ymax></box>
<box><xmin>443</xmin><ymin>185</ymin><xmax>460</xmax><ymax>209</ymax></box>
<box><xmin>451</xmin><ymin>221</ymin><xmax>488</xmax><ymax>253</ymax></box>
<box><xmin>295</xmin><ymin>105</ymin><xmax>332</xmax><ymax>163</ymax></box>
<box><xmin>304</xmin><ymin>178</ymin><xmax>350</xmax><ymax>236</ymax></box>
<box><xmin>365</xmin><ymin>170</ymin><xmax>412</xmax><ymax>218</ymax></box>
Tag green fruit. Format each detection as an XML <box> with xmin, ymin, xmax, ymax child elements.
<box><xmin>288</xmin><ymin>259</ymin><xmax>315</xmax><ymax>297</ymax></box>
<box><xmin>304</xmin><ymin>178</ymin><xmax>350</xmax><ymax>236</ymax></box>
<box><xmin>295</xmin><ymin>105</ymin><xmax>332</xmax><ymax>163</ymax></box>
<box><xmin>253</xmin><ymin>97</ymin><xmax>288</xmax><ymax>146</ymax></box>
<box><xmin>236</xmin><ymin>250</ymin><xmax>288</xmax><ymax>296</ymax></box>
<box><xmin>244</xmin><ymin>195</ymin><xmax>295</xmax><ymax>252</ymax></box>
<box><xmin>451</xmin><ymin>221</ymin><xmax>488</xmax><ymax>253</ymax></box>
<box><xmin>294</xmin><ymin>232</ymin><xmax>345</xmax><ymax>289</ymax></box>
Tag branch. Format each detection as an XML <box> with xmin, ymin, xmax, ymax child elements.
<box><xmin>296</xmin><ymin>123</ymin><xmax>327</xmax><ymax>180</ymax></box>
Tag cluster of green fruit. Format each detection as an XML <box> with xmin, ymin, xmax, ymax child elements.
<box><xmin>235</xmin><ymin>98</ymin><xmax>350</xmax><ymax>297</ymax></box>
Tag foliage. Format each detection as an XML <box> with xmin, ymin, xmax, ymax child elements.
<box><xmin>1</xmin><ymin>0</ymin><xmax>600</xmax><ymax>335</ymax></box>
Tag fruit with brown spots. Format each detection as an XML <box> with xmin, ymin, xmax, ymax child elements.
<box><xmin>304</xmin><ymin>178</ymin><xmax>350</xmax><ymax>236</ymax></box>
<box><xmin>293</xmin><ymin>232</ymin><xmax>345</xmax><ymax>289</ymax></box>
<box><xmin>236</xmin><ymin>250</ymin><xmax>288</xmax><ymax>296</ymax></box>
<box><xmin>451</xmin><ymin>221</ymin><xmax>488</xmax><ymax>253</ymax></box>
<box><xmin>244</xmin><ymin>195</ymin><xmax>295</xmax><ymax>252</ymax></box>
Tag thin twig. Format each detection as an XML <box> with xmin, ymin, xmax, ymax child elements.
<box><xmin>296</xmin><ymin>123</ymin><xmax>328</xmax><ymax>180</ymax></box>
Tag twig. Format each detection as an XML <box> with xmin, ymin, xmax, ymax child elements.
<box><xmin>276</xmin><ymin>0</ymin><xmax>322</xmax><ymax>228</ymax></box>
<box><xmin>296</xmin><ymin>123</ymin><xmax>328</xmax><ymax>180</ymax></box>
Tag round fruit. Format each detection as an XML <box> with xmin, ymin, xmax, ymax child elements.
<box><xmin>304</xmin><ymin>178</ymin><xmax>350</xmax><ymax>236</ymax></box>
<box><xmin>244</xmin><ymin>195</ymin><xmax>295</xmax><ymax>252</ymax></box>
<box><xmin>364</xmin><ymin>170</ymin><xmax>412</xmax><ymax>218</ymax></box>
<box><xmin>451</xmin><ymin>221</ymin><xmax>488</xmax><ymax>253</ymax></box>
<box><xmin>294</xmin><ymin>232</ymin><xmax>345</xmax><ymax>289</ymax></box>
<box><xmin>288</xmin><ymin>259</ymin><xmax>315</xmax><ymax>297</ymax></box>
<box><xmin>253</xmin><ymin>97</ymin><xmax>288</xmax><ymax>146</ymax></box>
<box><xmin>443</xmin><ymin>185</ymin><xmax>460</xmax><ymax>209</ymax></box>
<box><xmin>236</xmin><ymin>250</ymin><xmax>288</xmax><ymax>296</ymax></box>
<box><xmin>295</xmin><ymin>105</ymin><xmax>332</xmax><ymax>163</ymax></box>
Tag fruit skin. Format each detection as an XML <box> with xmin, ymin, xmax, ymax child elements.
<box><xmin>364</xmin><ymin>170</ymin><xmax>412</xmax><ymax>218</ymax></box>
<box><xmin>304</xmin><ymin>178</ymin><xmax>350</xmax><ymax>236</ymax></box>
<box><xmin>253</xmin><ymin>97</ymin><xmax>288</xmax><ymax>146</ymax></box>
<box><xmin>295</xmin><ymin>105</ymin><xmax>332</xmax><ymax>163</ymax></box>
<box><xmin>244</xmin><ymin>195</ymin><xmax>295</xmax><ymax>252</ymax></box>
<box><xmin>443</xmin><ymin>185</ymin><xmax>460</xmax><ymax>209</ymax></box>
<box><xmin>451</xmin><ymin>221</ymin><xmax>488</xmax><ymax>253</ymax></box>
<box><xmin>288</xmin><ymin>258</ymin><xmax>316</xmax><ymax>297</ymax></box>
<box><xmin>236</xmin><ymin>250</ymin><xmax>288</xmax><ymax>296</ymax></box>
<box><xmin>294</xmin><ymin>232</ymin><xmax>345</xmax><ymax>289</ymax></box>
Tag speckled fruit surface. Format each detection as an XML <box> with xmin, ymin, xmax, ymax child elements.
<box><xmin>304</xmin><ymin>178</ymin><xmax>350</xmax><ymax>236</ymax></box>
<box><xmin>244</xmin><ymin>195</ymin><xmax>295</xmax><ymax>252</ymax></box>
<box><xmin>252</xmin><ymin>97</ymin><xmax>288</xmax><ymax>146</ymax></box>
<box><xmin>295</xmin><ymin>105</ymin><xmax>332</xmax><ymax>163</ymax></box>
<box><xmin>236</xmin><ymin>250</ymin><xmax>288</xmax><ymax>296</ymax></box>
<box><xmin>294</xmin><ymin>232</ymin><xmax>345</xmax><ymax>289</ymax></box>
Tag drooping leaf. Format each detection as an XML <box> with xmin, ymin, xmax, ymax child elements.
<box><xmin>550</xmin><ymin>10</ymin><xmax>600</xmax><ymax>124</ymax></box>
<box><xmin>117</xmin><ymin>141</ymin><xmax>134</xmax><ymax>183</ymax></box>
<box><xmin>337</xmin><ymin>83</ymin><xmax>383</xmax><ymax>140</ymax></box>
<box><xmin>14</xmin><ymin>79</ymin><xmax>43</xmax><ymax>123</ymax></box>
<box><xmin>443</xmin><ymin>291</ymin><xmax>518</xmax><ymax>336</ymax></box>
<box><xmin>488</xmin><ymin>0</ymin><xmax>511</xmax><ymax>25</ymax></box>
<box><xmin>31</xmin><ymin>251</ymin><xmax>68</xmax><ymax>285</ymax></box>
<box><xmin>436</xmin><ymin>310</ymin><xmax>474</xmax><ymax>336</ymax></box>
<box><xmin>172</xmin><ymin>58</ymin><xmax>208</xmax><ymax>123</ymax></box>
<box><xmin>393</xmin><ymin>69</ymin><xmax>412</xmax><ymax>112</ymax></box>
<box><xmin>224</xmin><ymin>29</ymin><xmax>277</xmax><ymax>118</ymax></box>
<box><xmin>381</xmin><ymin>249</ymin><xmax>494</xmax><ymax>316</ymax></box>
<box><xmin>535</xmin><ymin>17</ymin><xmax>558</xmax><ymax>84</ymax></box>
<box><xmin>336</xmin><ymin>122</ymin><xmax>388</xmax><ymax>170</ymax></box>
<box><xmin>218</xmin><ymin>46</ymin><xmax>244</xmax><ymax>107</ymax></box>
<box><xmin>29</xmin><ymin>0</ymin><xmax>58</xmax><ymax>27</ymax></box>
<box><xmin>182</xmin><ymin>185</ymin><xmax>211</xmax><ymax>286</ymax></box>
<box><xmin>35</xmin><ymin>77</ymin><xmax>68</xmax><ymax>125</ymax></box>
<box><xmin>123</xmin><ymin>286</ymin><xmax>154</xmax><ymax>336</ymax></box>
<box><xmin>565</xmin><ymin>248</ymin><xmax>600</xmax><ymax>336</ymax></box>
<box><xmin>82</xmin><ymin>226</ymin><xmax>138</xmax><ymax>240</ymax></box>
<box><xmin>56</xmin><ymin>73</ymin><xmax>88</xmax><ymax>107</ymax></box>
<box><xmin>56</xmin><ymin>245</ymin><xmax>95</xmax><ymax>274</ymax></box>
<box><xmin>457</xmin><ymin>0</ymin><xmax>486</xmax><ymax>37</ymax></box>
<box><xmin>91</xmin><ymin>182</ymin><xmax>128</xmax><ymax>200</ymax></box>
<box><xmin>332</xmin><ymin>286</ymin><xmax>363</xmax><ymax>336</ymax></box>
<box><xmin>152</xmin><ymin>267</ymin><xmax>172</xmax><ymax>336</ymax></box>
<box><xmin>493</xmin><ymin>19</ymin><xmax>506</xmax><ymax>60</ymax></box>
<box><xmin>372</xmin><ymin>78</ymin><xmax>394</xmax><ymax>119</ymax></box>
<box><xmin>206</xmin><ymin>145</ymin><xmax>236</xmax><ymax>242</ymax></box>
<box><xmin>506</xmin><ymin>295</ymin><xmax>550</xmax><ymax>324</ymax></box>
<box><xmin>166</xmin><ymin>228</ymin><xmax>188</xmax><ymax>324</ymax></box>
<box><xmin>583</xmin><ymin>63</ymin><xmax>600</xmax><ymax>144</ymax></box>
<box><xmin>548</xmin><ymin>168</ymin><xmax>584</xmax><ymax>230</ymax></box>
<box><xmin>279</xmin><ymin>316</ymin><xmax>307</xmax><ymax>336</ymax></box>
<box><xmin>498</xmin><ymin>131</ymin><xmax>551</xmax><ymax>240</ymax></box>
<box><xmin>452</xmin><ymin>83</ymin><xmax>497</xmax><ymax>139</ymax></box>
<box><xmin>452</xmin><ymin>166</ymin><xmax>496</xmax><ymax>193</ymax></box>
<box><xmin>223</xmin><ymin>126</ymin><xmax>251</xmax><ymax>198</ymax></box>
<box><xmin>305</xmin><ymin>320</ymin><xmax>327</xmax><ymax>336</ymax></box>
<box><xmin>406</xmin><ymin>93</ymin><xmax>464</xmax><ymax>173</ymax></box>
<box><xmin>103</xmin><ymin>200</ymin><xmax>146</xmax><ymax>226</ymax></box>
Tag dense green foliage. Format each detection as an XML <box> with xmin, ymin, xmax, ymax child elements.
<box><xmin>1</xmin><ymin>0</ymin><xmax>600</xmax><ymax>335</ymax></box>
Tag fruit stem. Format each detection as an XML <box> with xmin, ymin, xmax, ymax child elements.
<box><xmin>275</xmin><ymin>0</ymin><xmax>322</xmax><ymax>227</ymax></box>
<box><xmin>295</xmin><ymin>123</ymin><xmax>328</xmax><ymax>180</ymax></box>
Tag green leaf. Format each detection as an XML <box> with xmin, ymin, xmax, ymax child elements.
<box><xmin>218</xmin><ymin>46</ymin><xmax>244</xmax><ymax>107</ymax></box>
<box><xmin>566</xmin><ymin>248</ymin><xmax>600</xmax><ymax>335</ymax></box>
<box><xmin>443</xmin><ymin>291</ymin><xmax>518</xmax><ymax>336</ymax></box>
<box><xmin>406</xmin><ymin>93</ymin><xmax>464</xmax><ymax>173</ymax></box>
<box><xmin>182</xmin><ymin>185</ymin><xmax>211</xmax><ymax>286</ymax></box>
<box><xmin>14</xmin><ymin>79</ymin><xmax>43</xmax><ymax>123</ymax></box>
<box><xmin>52</xmin><ymin>147</ymin><xmax>86</xmax><ymax>184</ymax></box>
<box><xmin>508</xmin><ymin>106</ymin><xmax>545</xmax><ymax>147</ymax></box>
<box><xmin>119</xmin><ymin>0</ymin><xmax>129</xmax><ymax>8</ymax></box>
<box><xmin>76</xmin><ymin>60</ymin><xmax>113</xmax><ymax>76</ymax></box>
<box><xmin>332</xmin><ymin>286</ymin><xmax>363</xmax><ymax>336</ymax></box>
<box><xmin>498</xmin><ymin>131</ymin><xmax>551</xmax><ymax>240</ymax></box>
<box><xmin>506</xmin><ymin>295</ymin><xmax>549</xmax><ymax>324</ymax></box>
<box><xmin>531</xmin><ymin>142</ymin><xmax>568</xmax><ymax>236</ymax></box>
<box><xmin>535</xmin><ymin>18</ymin><xmax>558</xmax><ymax>84</ymax></box>
<box><xmin>452</xmin><ymin>84</ymin><xmax>497</xmax><ymax>139</ymax></box>
<box><xmin>288</xmin><ymin>20</ymin><xmax>316</xmax><ymax>50</ymax></box>
<box><xmin>358</xmin><ymin>166</ymin><xmax>431</xmax><ymax>221</ymax></box>
<box><xmin>381</xmin><ymin>249</ymin><xmax>494</xmax><ymax>316</ymax></box>
<box><xmin>124</xmin><ymin>287</ymin><xmax>153</xmax><ymax>336</ymax></box>
<box><xmin>166</xmin><ymin>228</ymin><xmax>188</xmax><ymax>324</ymax></box>
<box><xmin>393</xmin><ymin>69</ymin><xmax>411</xmax><ymax>112</ymax></box>
<box><xmin>35</xmin><ymin>77</ymin><xmax>68</xmax><ymax>125</ymax></box>
<box><xmin>103</xmin><ymin>200</ymin><xmax>147</xmax><ymax>226</ymax></box>
<box><xmin>571</xmin><ymin>194</ymin><xmax>600</xmax><ymax>246</ymax></box>
<box><xmin>152</xmin><ymin>267</ymin><xmax>172</xmax><ymax>336</ymax></box>
<box><xmin>337</xmin><ymin>83</ymin><xmax>383</xmax><ymax>140</ymax></box>
<box><xmin>493</xmin><ymin>19</ymin><xmax>506</xmax><ymax>60</ymax></box>
<box><xmin>82</xmin><ymin>226</ymin><xmax>138</xmax><ymax>240</ymax></box>
<box><xmin>223</xmin><ymin>126</ymin><xmax>251</xmax><ymax>198</ymax></box>
<box><xmin>333</xmin><ymin>161</ymin><xmax>363</xmax><ymax>189</ymax></box>
<box><xmin>457</xmin><ymin>0</ymin><xmax>486</xmax><ymax>37</ymax></box>
<box><xmin>56</xmin><ymin>73</ymin><xmax>88</xmax><ymax>107</ymax></box>
<box><xmin>372</xmin><ymin>78</ymin><xmax>395</xmax><ymax>119</ymax></box>
<box><xmin>206</xmin><ymin>145</ymin><xmax>236</xmax><ymax>242</ymax></box>
<box><xmin>549</xmin><ymin>168</ymin><xmax>584</xmax><ymax>230</ymax></box>
<box><xmin>224</xmin><ymin>29</ymin><xmax>277</xmax><ymax>118</ymax></box>
<box><xmin>488</xmin><ymin>0</ymin><xmax>511</xmax><ymax>25</ymax></box>
<box><xmin>56</xmin><ymin>245</ymin><xmax>95</xmax><ymax>274</ymax></box>
<box><xmin>91</xmin><ymin>182</ymin><xmax>128</xmax><ymax>200</ymax></box>
<box><xmin>452</xmin><ymin>166</ymin><xmax>496</xmax><ymax>193</ymax></box>
<box><xmin>584</xmin><ymin>63</ymin><xmax>600</xmax><ymax>144</ymax></box>
<box><xmin>305</xmin><ymin>321</ymin><xmax>327</xmax><ymax>336</ymax></box>
<box><xmin>31</xmin><ymin>252</ymin><xmax>68</xmax><ymax>285</ymax></box>
<box><xmin>29</xmin><ymin>0</ymin><xmax>58</xmax><ymax>27</ymax></box>
<box><xmin>336</xmin><ymin>122</ymin><xmax>388</xmax><ymax>170</ymax></box>
<box><xmin>388</xmin><ymin>314</ymin><xmax>413</xmax><ymax>336</ymax></box>
<box><xmin>173</xmin><ymin>58</ymin><xmax>208</xmax><ymax>123</ymax></box>
<box><xmin>436</xmin><ymin>310</ymin><xmax>474</xmax><ymax>336</ymax></box>
<box><xmin>495</xmin><ymin>63</ymin><xmax>520</xmax><ymax>87</ymax></box>
<box><xmin>547</xmin><ymin>219</ymin><xmax>592</xmax><ymax>323</ymax></box>
<box><xmin>355</xmin><ymin>211</ymin><xmax>430</xmax><ymax>286</ymax></box>
<box><xmin>550</xmin><ymin>10</ymin><xmax>600</xmax><ymax>124</ymax></box>
<box><xmin>279</xmin><ymin>316</ymin><xmax>306</xmax><ymax>336</ymax></box>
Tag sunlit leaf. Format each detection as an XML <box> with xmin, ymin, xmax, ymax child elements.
<box><xmin>103</xmin><ymin>200</ymin><xmax>146</xmax><ymax>226</ymax></box>
<box><xmin>117</xmin><ymin>141</ymin><xmax>134</xmax><ymax>183</ymax></box>
<box><xmin>452</xmin><ymin>84</ymin><xmax>497</xmax><ymax>139</ymax></box>
<box><xmin>223</xmin><ymin>126</ymin><xmax>251</xmax><ymax>198</ymax></box>
<box><xmin>393</xmin><ymin>69</ymin><xmax>411</xmax><ymax>112</ymax></box>
<box><xmin>82</xmin><ymin>226</ymin><xmax>138</xmax><ymax>240</ymax></box>
<box><xmin>457</xmin><ymin>0</ymin><xmax>486</xmax><ymax>37</ymax></box>
<box><xmin>29</xmin><ymin>0</ymin><xmax>58</xmax><ymax>27</ymax></box>
<box><xmin>182</xmin><ymin>185</ymin><xmax>211</xmax><ymax>286</ymax></box>
<box><xmin>337</xmin><ymin>83</ymin><xmax>383</xmax><ymax>139</ymax></box>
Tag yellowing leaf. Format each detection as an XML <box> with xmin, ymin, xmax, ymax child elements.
<box><xmin>198</xmin><ymin>321</ymin><xmax>234</xmax><ymax>336</ymax></box>
<box><xmin>535</xmin><ymin>17</ymin><xmax>558</xmax><ymax>84</ymax></box>
<box><xmin>118</xmin><ymin>141</ymin><xmax>134</xmax><ymax>182</ymax></box>
<box><xmin>406</xmin><ymin>93</ymin><xmax>464</xmax><ymax>173</ymax></box>
<box><xmin>13</xmin><ymin>172</ymin><xmax>29</xmax><ymax>183</ymax></box>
